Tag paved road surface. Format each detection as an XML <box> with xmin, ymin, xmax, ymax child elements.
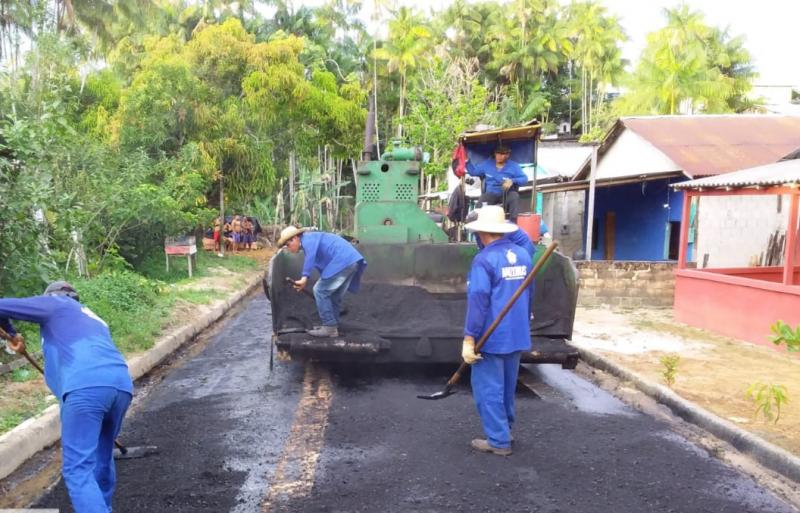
<box><xmin>35</xmin><ymin>294</ymin><xmax>796</xmax><ymax>513</ymax></box>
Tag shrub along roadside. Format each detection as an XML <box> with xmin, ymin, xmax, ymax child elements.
<box><xmin>0</xmin><ymin>251</ymin><xmax>260</xmax><ymax>434</ymax></box>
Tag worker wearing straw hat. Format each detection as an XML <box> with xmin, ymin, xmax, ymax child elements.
<box><xmin>278</xmin><ymin>227</ymin><xmax>367</xmax><ymax>338</ymax></box>
<box><xmin>462</xmin><ymin>206</ymin><xmax>533</xmax><ymax>456</ymax></box>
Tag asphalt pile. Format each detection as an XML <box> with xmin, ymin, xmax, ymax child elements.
<box><xmin>277</xmin><ymin>282</ymin><xmax>466</xmax><ymax>337</ymax></box>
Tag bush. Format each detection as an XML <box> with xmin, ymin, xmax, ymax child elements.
<box><xmin>73</xmin><ymin>271</ymin><xmax>168</xmax><ymax>352</ymax></box>
<box><xmin>75</xmin><ymin>270</ymin><xmax>162</xmax><ymax>315</ymax></box>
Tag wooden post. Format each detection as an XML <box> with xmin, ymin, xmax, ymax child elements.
<box><xmin>187</xmin><ymin>254</ymin><xmax>193</xmax><ymax>278</ymax></box>
<box><xmin>531</xmin><ymin>154</ymin><xmax>537</xmax><ymax>213</ymax></box>
<box><xmin>677</xmin><ymin>191</ymin><xmax>692</xmax><ymax>269</ymax></box>
<box><xmin>219</xmin><ymin>170</ymin><xmax>225</xmax><ymax>257</ymax></box>
<box><xmin>783</xmin><ymin>191</ymin><xmax>799</xmax><ymax>285</ymax></box>
<box><xmin>585</xmin><ymin>144</ymin><xmax>598</xmax><ymax>261</ymax></box>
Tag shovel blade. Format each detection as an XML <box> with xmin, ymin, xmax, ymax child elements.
<box><xmin>416</xmin><ymin>389</ymin><xmax>456</xmax><ymax>401</ymax></box>
<box><xmin>113</xmin><ymin>445</ymin><xmax>159</xmax><ymax>460</ymax></box>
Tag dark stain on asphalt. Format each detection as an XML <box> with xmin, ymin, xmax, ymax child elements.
<box><xmin>32</xmin><ymin>294</ymin><xmax>796</xmax><ymax>513</ymax></box>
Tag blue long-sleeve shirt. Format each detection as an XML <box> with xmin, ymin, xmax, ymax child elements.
<box><xmin>0</xmin><ymin>296</ymin><xmax>133</xmax><ymax>402</ymax></box>
<box><xmin>301</xmin><ymin>231</ymin><xmax>367</xmax><ymax>292</ymax></box>
<box><xmin>466</xmin><ymin>159</ymin><xmax>528</xmax><ymax>195</ymax></box>
<box><xmin>464</xmin><ymin>239</ymin><xmax>533</xmax><ymax>354</ymax></box>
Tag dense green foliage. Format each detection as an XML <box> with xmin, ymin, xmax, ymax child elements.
<box><xmin>0</xmin><ymin>0</ymin><xmax>759</xmax><ymax>297</ymax></box>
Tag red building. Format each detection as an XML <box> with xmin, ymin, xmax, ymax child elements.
<box><xmin>672</xmin><ymin>159</ymin><xmax>800</xmax><ymax>347</ymax></box>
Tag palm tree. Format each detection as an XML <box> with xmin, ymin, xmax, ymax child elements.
<box><xmin>566</xmin><ymin>0</ymin><xmax>626</xmax><ymax>135</ymax></box>
<box><xmin>492</xmin><ymin>0</ymin><xmax>571</xmax><ymax>82</ymax></box>
<box><xmin>619</xmin><ymin>6</ymin><xmax>736</xmax><ymax>115</ymax></box>
<box><xmin>57</xmin><ymin>0</ymin><xmax>155</xmax><ymax>50</ymax></box>
<box><xmin>372</xmin><ymin>6</ymin><xmax>431</xmax><ymax>138</ymax></box>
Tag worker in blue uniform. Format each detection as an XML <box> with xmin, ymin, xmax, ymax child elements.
<box><xmin>466</xmin><ymin>144</ymin><xmax>528</xmax><ymax>222</ymax></box>
<box><xmin>279</xmin><ymin>226</ymin><xmax>367</xmax><ymax>338</ymax></box>
<box><xmin>462</xmin><ymin>206</ymin><xmax>533</xmax><ymax>456</ymax></box>
<box><xmin>1</xmin><ymin>281</ymin><xmax>133</xmax><ymax>513</ymax></box>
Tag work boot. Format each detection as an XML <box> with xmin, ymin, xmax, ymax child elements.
<box><xmin>308</xmin><ymin>325</ymin><xmax>338</xmax><ymax>338</ymax></box>
<box><xmin>471</xmin><ymin>439</ymin><xmax>512</xmax><ymax>456</ymax></box>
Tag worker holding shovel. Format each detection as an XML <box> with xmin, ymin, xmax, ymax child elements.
<box><xmin>1</xmin><ymin>281</ymin><xmax>133</xmax><ymax>513</ymax></box>
<box><xmin>462</xmin><ymin>206</ymin><xmax>533</xmax><ymax>456</ymax></box>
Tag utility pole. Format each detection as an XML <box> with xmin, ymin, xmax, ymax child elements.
<box><xmin>585</xmin><ymin>144</ymin><xmax>598</xmax><ymax>261</ymax></box>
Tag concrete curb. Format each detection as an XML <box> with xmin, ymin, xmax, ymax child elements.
<box><xmin>577</xmin><ymin>346</ymin><xmax>800</xmax><ymax>484</ymax></box>
<box><xmin>0</xmin><ymin>271</ymin><xmax>265</xmax><ymax>481</ymax></box>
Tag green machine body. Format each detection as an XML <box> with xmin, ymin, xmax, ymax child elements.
<box><xmin>355</xmin><ymin>144</ymin><xmax>448</xmax><ymax>244</ymax></box>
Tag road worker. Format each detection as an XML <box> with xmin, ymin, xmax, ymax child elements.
<box><xmin>462</xmin><ymin>206</ymin><xmax>533</xmax><ymax>456</ymax></box>
<box><xmin>278</xmin><ymin>227</ymin><xmax>367</xmax><ymax>338</ymax></box>
<box><xmin>1</xmin><ymin>281</ymin><xmax>133</xmax><ymax>513</ymax></box>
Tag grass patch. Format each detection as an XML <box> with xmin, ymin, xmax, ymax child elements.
<box><xmin>173</xmin><ymin>288</ymin><xmax>221</xmax><ymax>305</ymax></box>
<box><xmin>137</xmin><ymin>249</ymin><xmax>258</xmax><ymax>284</ymax></box>
<box><xmin>0</xmin><ymin>385</ymin><xmax>53</xmax><ymax>436</ymax></box>
<box><xmin>11</xmin><ymin>367</ymin><xmax>38</xmax><ymax>383</ymax></box>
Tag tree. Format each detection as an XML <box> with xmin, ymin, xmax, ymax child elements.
<box><xmin>372</xmin><ymin>6</ymin><xmax>431</xmax><ymax>138</ymax></box>
<box><xmin>486</xmin><ymin>0</ymin><xmax>571</xmax><ymax>85</ymax></box>
<box><xmin>566</xmin><ymin>0</ymin><xmax>626</xmax><ymax>136</ymax></box>
<box><xmin>616</xmin><ymin>5</ymin><xmax>754</xmax><ymax>116</ymax></box>
<box><xmin>403</xmin><ymin>58</ymin><xmax>492</xmax><ymax>179</ymax></box>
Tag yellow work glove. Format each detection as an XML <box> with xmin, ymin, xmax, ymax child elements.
<box><xmin>501</xmin><ymin>178</ymin><xmax>513</xmax><ymax>192</ymax></box>
<box><xmin>461</xmin><ymin>336</ymin><xmax>482</xmax><ymax>365</ymax></box>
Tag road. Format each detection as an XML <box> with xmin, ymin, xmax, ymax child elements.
<box><xmin>33</xmin><ymin>293</ymin><xmax>797</xmax><ymax>513</ymax></box>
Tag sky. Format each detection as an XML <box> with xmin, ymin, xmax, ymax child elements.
<box><xmin>297</xmin><ymin>0</ymin><xmax>800</xmax><ymax>87</ymax></box>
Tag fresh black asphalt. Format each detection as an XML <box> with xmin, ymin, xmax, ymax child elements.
<box><xmin>34</xmin><ymin>294</ymin><xmax>796</xmax><ymax>513</ymax></box>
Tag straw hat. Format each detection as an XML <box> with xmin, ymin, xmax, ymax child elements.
<box><xmin>277</xmin><ymin>226</ymin><xmax>309</xmax><ymax>247</ymax></box>
<box><xmin>464</xmin><ymin>206</ymin><xmax>517</xmax><ymax>234</ymax></box>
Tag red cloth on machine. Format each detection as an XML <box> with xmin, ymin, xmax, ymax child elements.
<box><xmin>451</xmin><ymin>143</ymin><xmax>467</xmax><ymax>178</ymax></box>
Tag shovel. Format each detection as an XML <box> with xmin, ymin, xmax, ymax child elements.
<box><xmin>418</xmin><ymin>241</ymin><xmax>558</xmax><ymax>400</ymax></box>
<box><xmin>0</xmin><ymin>326</ymin><xmax>158</xmax><ymax>460</ymax></box>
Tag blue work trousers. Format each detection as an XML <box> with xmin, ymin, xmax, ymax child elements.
<box><xmin>470</xmin><ymin>351</ymin><xmax>522</xmax><ymax>449</ymax></box>
<box><xmin>313</xmin><ymin>263</ymin><xmax>358</xmax><ymax>326</ymax></box>
<box><xmin>60</xmin><ymin>386</ymin><xmax>132</xmax><ymax>513</ymax></box>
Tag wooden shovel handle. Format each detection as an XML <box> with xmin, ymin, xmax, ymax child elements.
<box><xmin>448</xmin><ymin>241</ymin><xmax>559</xmax><ymax>386</ymax></box>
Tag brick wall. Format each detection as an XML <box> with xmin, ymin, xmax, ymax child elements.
<box><xmin>576</xmin><ymin>261</ymin><xmax>675</xmax><ymax>308</ymax></box>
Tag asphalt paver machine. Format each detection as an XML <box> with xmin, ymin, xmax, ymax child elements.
<box><xmin>267</xmin><ymin>123</ymin><xmax>579</xmax><ymax>368</ymax></box>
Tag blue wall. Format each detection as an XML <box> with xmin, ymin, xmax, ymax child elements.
<box><xmin>583</xmin><ymin>178</ymin><xmax>686</xmax><ymax>261</ymax></box>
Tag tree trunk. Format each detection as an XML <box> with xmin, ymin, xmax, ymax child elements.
<box><xmin>396</xmin><ymin>71</ymin><xmax>406</xmax><ymax>138</ymax></box>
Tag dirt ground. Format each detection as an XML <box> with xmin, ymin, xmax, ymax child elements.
<box><xmin>572</xmin><ymin>306</ymin><xmax>800</xmax><ymax>456</ymax></box>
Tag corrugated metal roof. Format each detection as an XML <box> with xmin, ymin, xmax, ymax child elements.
<box><xmin>622</xmin><ymin>115</ymin><xmax>800</xmax><ymax>177</ymax></box>
<box><xmin>538</xmin><ymin>141</ymin><xmax>593</xmax><ymax>178</ymax></box>
<box><xmin>459</xmin><ymin>122</ymin><xmax>541</xmax><ymax>144</ymax></box>
<box><xmin>673</xmin><ymin>158</ymin><xmax>800</xmax><ymax>189</ymax></box>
